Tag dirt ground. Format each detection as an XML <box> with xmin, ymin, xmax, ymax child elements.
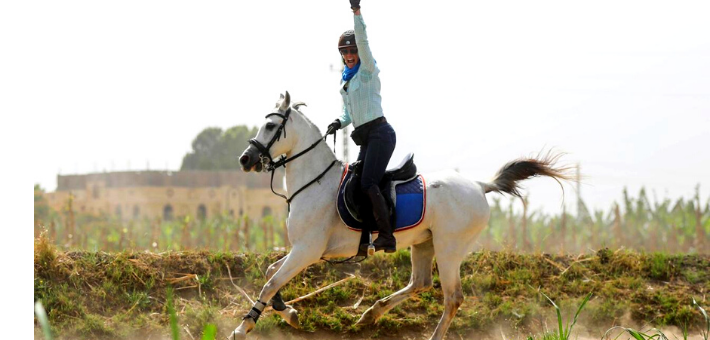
<box><xmin>34</xmin><ymin>326</ymin><xmax>710</xmax><ymax>340</ymax></box>
<box><xmin>34</xmin><ymin>238</ymin><xmax>710</xmax><ymax>340</ymax></box>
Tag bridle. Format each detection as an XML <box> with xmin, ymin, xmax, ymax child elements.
<box><xmin>248</xmin><ymin>107</ymin><xmax>367</xmax><ymax>265</ymax></box>
<box><xmin>248</xmin><ymin>107</ymin><xmax>337</xmax><ymax>210</ymax></box>
<box><xmin>248</xmin><ymin>108</ymin><xmax>291</xmax><ymax>167</ymax></box>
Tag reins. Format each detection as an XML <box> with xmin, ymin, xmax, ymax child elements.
<box><xmin>249</xmin><ymin>106</ymin><xmax>367</xmax><ymax>264</ymax></box>
<box><xmin>249</xmin><ymin>107</ymin><xmax>338</xmax><ymax>211</ymax></box>
<box><xmin>322</xmin><ymin>255</ymin><xmax>368</xmax><ymax>264</ymax></box>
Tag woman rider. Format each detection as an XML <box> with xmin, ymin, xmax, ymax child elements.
<box><xmin>327</xmin><ymin>0</ymin><xmax>397</xmax><ymax>253</ymax></box>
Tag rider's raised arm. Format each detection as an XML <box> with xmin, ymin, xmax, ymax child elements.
<box><xmin>354</xmin><ymin>11</ymin><xmax>376</xmax><ymax>74</ymax></box>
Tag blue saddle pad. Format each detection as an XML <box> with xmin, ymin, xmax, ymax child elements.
<box><xmin>336</xmin><ymin>164</ymin><xmax>426</xmax><ymax>232</ymax></box>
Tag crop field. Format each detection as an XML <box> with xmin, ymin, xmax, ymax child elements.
<box><xmin>34</xmin><ymin>232</ymin><xmax>710</xmax><ymax>340</ymax></box>
<box><xmin>34</xmin><ymin>186</ymin><xmax>710</xmax><ymax>255</ymax></box>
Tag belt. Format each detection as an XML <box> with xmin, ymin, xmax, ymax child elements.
<box><xmin>357</xmin><ymin>116</ymin><xmax>386</xmax><ymax>130</ymax></box>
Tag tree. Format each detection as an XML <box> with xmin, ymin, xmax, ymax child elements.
<box><xmin>180</xmin><ymin>125</ymin><xmax>258</xmax><ymax>170</ymax></box>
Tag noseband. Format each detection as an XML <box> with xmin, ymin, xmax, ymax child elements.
<box><xmin>248</xmin><ymin>108</ymin><xmax>291</xmax><ymax>170</ymax></box>
<box><xmin>248</xmin><ymin>107</ymin><xmax>337</xmax><ymax>209</ymax></box>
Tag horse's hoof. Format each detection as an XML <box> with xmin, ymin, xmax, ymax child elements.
<box><xmin>229</xmin><ymin>329</ymin><xmax>247</xmax><ymax>340</ymax></box>
<box><xmin>356</xmin><ymin>308</ymin><xmax>377</xmax><ymax>325</ymax></box>
<box><xmin>284</xmin><ymin>307</ymin><xmax>300</xmax><ymax>329</ymax></box>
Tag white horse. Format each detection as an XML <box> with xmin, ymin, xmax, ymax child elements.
<box><xmin>231</xmin><ymin>92</ymin><xmax>570</xmax><ymax>340</ymax></box>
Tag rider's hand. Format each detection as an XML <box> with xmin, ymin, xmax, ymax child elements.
<box><xmin>327</xmin><ymin>119</ymin><xmax>341</xmax><ymax>135</ymax></box>
<box><xmin>349</xmin><ymin>0</ymin><xmax>360</xmax><ymax>11</ymax></box>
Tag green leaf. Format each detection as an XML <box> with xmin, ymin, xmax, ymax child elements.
<box><xmin>201</xmin><ymin>324</ymin><xmax>217</xmax><ymax>340</ymax></box>
<box><xmin>565</xmin><ymin>292</ymin><xmax>593</xmax><ymax>340</ymax></box>
<box><xmin>626</xmin><ymin>328</ymin><xmax>648</xmax><ymax>340</ymax></box>
<box><xmin>34</xmin><ymin>301</ymin><xmax>53</xmax><ymax>340</ymax></box>
<box><xmin>541</xmin><ymin>291</ymin><xmax>564</xmax><ymax>340</ymax></box>
<box><xmin>693</xmin><ymin>298</ymin><xmax>709</xmax><ymax>340</ymax></box>
<box><xmin>167</xmin><ymin>288</ymin><xmax>180</xmax><ymax>340</ymax></box>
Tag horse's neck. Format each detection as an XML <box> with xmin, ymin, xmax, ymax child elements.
<box><xmin>283</xmin><ymin>124</ymin><xmax>340</xmax><ymax>197</ymax></box>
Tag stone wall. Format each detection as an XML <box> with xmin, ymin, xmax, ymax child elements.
<box><xmin>46</xmin><ymin>170</ymin><xmax>287</xmax><ymax>221</ymax></box>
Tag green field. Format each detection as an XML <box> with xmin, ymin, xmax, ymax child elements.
<box><xmin>34</xmin><ymin>234</ymin><xmax>710</xmax><ymax>340</ymax></box>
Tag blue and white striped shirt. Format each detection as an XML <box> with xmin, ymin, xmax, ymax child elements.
<box><xmin>338</xmin><ymin>14</ymin><xmax>384</xmax><ymax>129</ymax></box>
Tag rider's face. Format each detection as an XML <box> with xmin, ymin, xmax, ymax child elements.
<box><xmin>340</xmin><ymin>48</ymin><xmax>359</xmax><ymax>69</ymax></box>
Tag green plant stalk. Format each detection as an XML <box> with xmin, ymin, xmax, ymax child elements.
<box><xmin>167</xmin><ymin>288</ymin><xmax>180</xmax><ymax>340</ymax></box>
<box><xmin>34</xmin><ymin>301</ymin><xmax>53</xmax><ymax>340</ymax></box>
<box><xmin>603</xmin><ymin>326</ymin><xmax>671</xmax><ymax>340</ymax></box>
<box><xmin>694</xmin><ymin>298</ymin><xmax>709</xmax><ymax>340</ymax></box>
<box><xmin>541</xmin><ymin>291</ymin><xmax>565</xmax><ymax>340</ymax></box>
<box><xmin>541</xmin><ymin>291</ymin><xmax>592</xmax><ymax>340</ymax></box>
<box><xmin>566</xmin><ymin>292</ymin><xmax>593</xmax><ymax>339</ymax></box>
<box><xmin>626</xmin><ymin>328</ymin><xmax>649</xmax><ymax>340</ymax></box>
<box><xmin>202</xmin><ymin>324</ymin><xmax>217</xmax><ymax>340</ymax></box>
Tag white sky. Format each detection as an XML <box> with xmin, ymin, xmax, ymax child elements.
<box><xmin>4</xmin><ymin>0</ymin><xmax>710</xmax><ymax>215</ymax></box>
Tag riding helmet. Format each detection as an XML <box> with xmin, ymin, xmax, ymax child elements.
<box><xmin>338</xmin><ymin>30</ymin><xmax>356</xmax><ymax>50</ymax></box>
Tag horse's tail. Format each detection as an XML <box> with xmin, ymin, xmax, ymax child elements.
<box><xmin>478</xmin><ymin>151</ymin><xmax>574</xmax><ymax>198</ymax></box>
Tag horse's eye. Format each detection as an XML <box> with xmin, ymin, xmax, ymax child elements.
<box><xmin>265</xmin><ymin>123</ymin><xmax>276</xmax><ymax>131</ymax></box>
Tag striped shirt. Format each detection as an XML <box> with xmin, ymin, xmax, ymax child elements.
<box><xmin>337</xmin><ymin>13</ymin><xmax>384</xmax><ymax>129</ymax></box>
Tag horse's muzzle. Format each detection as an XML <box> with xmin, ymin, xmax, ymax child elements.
<box><xmin>239</xmin><ymin>148</ymin><xmax>262</xmax><ymax>172</ymax></box>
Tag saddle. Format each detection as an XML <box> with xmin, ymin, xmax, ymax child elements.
<box><xmin>343</xmin><ymin>152</ymin><xmax>418</xmax><ymax>228</ymax></box>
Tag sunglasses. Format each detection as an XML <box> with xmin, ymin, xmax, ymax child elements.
<box><xmin>340</xmin><ymin>48</ymin><xmax>358</xmax><ymax>55</ymax></box>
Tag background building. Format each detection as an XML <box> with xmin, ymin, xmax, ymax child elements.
<box><xmin>44</xmin><ymin>170</ymin><xmax>287</xmax><ymax>222</ymax></box>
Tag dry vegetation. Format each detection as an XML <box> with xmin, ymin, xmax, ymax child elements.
<box><xmin>34</xmin><ymin>233</ymin><xmax>710</xmax><ymax>340</ymax></box>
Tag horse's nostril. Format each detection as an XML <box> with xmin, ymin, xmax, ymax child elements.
<box><xmin>239</xmin><ymin>155</ymin><xmax>249</xmax><ymax>166</ymax></box>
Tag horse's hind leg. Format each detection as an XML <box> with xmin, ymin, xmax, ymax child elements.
<box><xmin>356</xmin><ymin>239</ymin><xmax>435</xmax><ymax>325</ymax></box>
<box><xmin>427</xmin><ymin>242</ymin><xmax>468</xmax><ymax>340</ymax></box>
<box><xmin>263</xmin><ymin>255</ymin><xmax>299</xmax><ymax>329</ymax></box>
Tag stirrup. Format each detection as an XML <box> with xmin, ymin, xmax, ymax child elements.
<box><xmin>358</xmin><ymin>243</ymin><xmax>376</xmax><ymax>256</ymax></box>
<box><xmin>357</xmin><ymin>231</ymin><xmax>375</xmax><ymax>256</ymax></box>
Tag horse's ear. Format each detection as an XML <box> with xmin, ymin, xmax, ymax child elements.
<box><xmin>279</xmin><ymin>91</ymin><xmax>291</xmax><ymax>112</ymax></box>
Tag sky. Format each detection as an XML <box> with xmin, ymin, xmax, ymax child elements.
<box><xmin>4</xmin><ymin>0</ymin><xmax>710</xmax><ymax>216</ymax></box>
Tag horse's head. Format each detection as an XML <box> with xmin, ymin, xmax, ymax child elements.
<box><xmin>239</xmin><ymin>91</ymin><xmax>298</xmax><ymax>172</ymax></box>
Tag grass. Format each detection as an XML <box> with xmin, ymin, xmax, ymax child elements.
<box><xmin>531</xmin><ymin>292</ymin><xmax>709</xmax><ymax>340</ymax></box>
<box><xmin>694</xmin><ymin>298</ymin><xmax>709</xmax><ymax>340</ymax></box>
<box><xmin>165</xmin><ymin>287</ymin><xmax>218</xmax><ymax>340</ymax></box>
<box><xmin>167</xmin><ymin>288</ymin><xmax>180</xmax><ymax>340</ymax></box>
<box><xmin>603</xmin><ymin>327</ymin><xmax>671</xmax><ymax>340</ymax></box>
<box><xmin>34</xmin><ymin>233</ymin><xmax>710</xmax><ymax>339</ymax></box>
<box><xmin>35</xmin><ymin>301</ymin><xmax>54</xmax><ymax>340</ymax></box>
<box><xmin>540</xmin><ymin>291</ymin><xmax>592</xmax><ymax>340</ymax></box>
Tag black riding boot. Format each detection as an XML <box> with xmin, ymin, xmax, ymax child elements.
<box><xmin>366</xmin><ymin>186</ymin><xmax>396</xmax><ymax>253</ymax></box>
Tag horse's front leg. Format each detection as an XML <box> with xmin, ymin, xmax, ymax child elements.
<box><xmin>263</xmin><ymin>255</ymin><xmax>299</xmax><ymax>328</ymax></box>
<box><xmin>230</xmin><ymin>247</ymin><xmax>322</xmax><ymax>339</ymax></box>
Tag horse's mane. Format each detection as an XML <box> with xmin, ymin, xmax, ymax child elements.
<box><xmin>291</xmin><ymin>102</ymin><xmax>324</xmax><ymax>136</ymax></box>
<box><xmin>290</xmin><ymin>101</ymin><xmax>342</xmax><ymax>165</ymax></box>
